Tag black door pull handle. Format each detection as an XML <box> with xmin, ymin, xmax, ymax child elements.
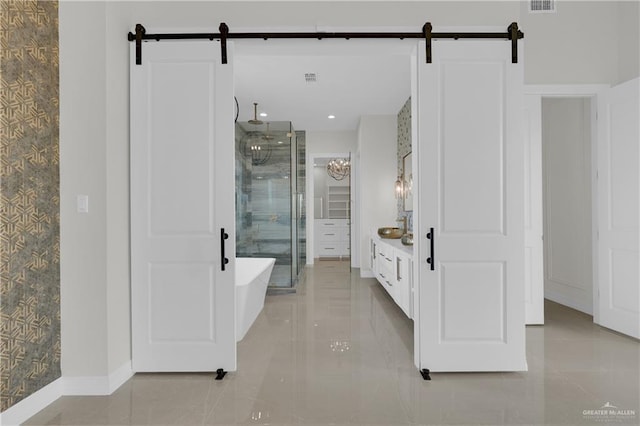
<box><xmin>221</xmin><ymin>228</ymin><xmax>229</xmax><ymax>271</ymax></box>
<box><xmin>426</xmin><ymin>227</ymin><xmax>435</xmax><ymax>271</ymax></box>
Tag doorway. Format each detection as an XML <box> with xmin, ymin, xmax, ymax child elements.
<box><xmin>541</xmin><ymin>97</ymin><xmax>595</xmax><ymax>315</ymax></box>
<box><xmin>527</xmin><ymin>82</ymin><xmax>640</xmax><ymax>339</ymax></box>
<box><xmin>233</xmin><ymin>43</ymin><xmax>411</xmax><ymax>275</ymax></box>
<box><xmin>312</xmin><ymin>154</ymin><xmax>352</xmax><ymax>263</ymax></box>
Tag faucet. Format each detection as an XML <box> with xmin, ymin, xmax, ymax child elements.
<box><xmin>397</xmin><ymin>216</ymin><xmax>408</xmax><ymax>235</ymax></box>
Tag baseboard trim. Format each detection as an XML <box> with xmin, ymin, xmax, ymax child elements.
<box><xmin>0</xmin><ymin>378</ymin><xmax>63</xmax><ymax>426</ymax></box>
<box><xmin>64</xmin><ymin>360</ymin><xmax>133</xmax><ymax>396</ymax></box>
<box><xmin>545</xmin><ymin>290</ymin><xmax>593</xmax><ymax>316</ymax></box>
<box><xmin>0</xmin><ymin>361</ymin><xmax>134</xmax><ymax>425</ymax></box>
<box><xmin>360</xmin><ymin>269</ymin><xmax>374</xmax><ymax>278</ymax></box>
<box><xmin>63</xmin><ymin>375</ymin><xmax>110</xmax><ymax>396</ymax></box>
<box><xmin>107</xmin><ymin>360</ymin><xmax>134</xmax><ymax>394</ymax></box>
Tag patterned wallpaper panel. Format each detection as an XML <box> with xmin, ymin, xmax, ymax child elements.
<box><xmin>396</xmin><ymin>97</ymin><xmax>413</xmax><ymax>231</ymax></box>
<box><xmin>0</xmin><ymin>0</ymin><xmax>61</xmax><ymax>412</ymax></box>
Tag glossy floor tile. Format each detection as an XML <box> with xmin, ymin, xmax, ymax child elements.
<box><xmin>25</xmin><ymin>261</ymin><xmax>640</xmax><ymax>425</ymax></box>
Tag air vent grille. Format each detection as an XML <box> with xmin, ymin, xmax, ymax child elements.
<box><xmin>529</xmin><ymin>0</ymin><xmax>556</xmax><ymax>13</ymax></box>
<box><xmin>304</xmin><ymin>73</ymin><xmax>317</xmax><ymax>83</ymax></box>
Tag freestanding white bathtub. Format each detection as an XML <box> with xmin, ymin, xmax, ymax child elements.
<box><xmin>235</xmin><ymin>257</ymin><xmax>276</xmax><ymax>341</ymax></box>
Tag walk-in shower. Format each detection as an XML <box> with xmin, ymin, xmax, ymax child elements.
<box><xmin>235</xmin><ymin>121</ymin><xmax>306</xmax><ymax>290</ymax></box>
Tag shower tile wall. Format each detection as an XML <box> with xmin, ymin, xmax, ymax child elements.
<box><xmin>236</xmin><ymin>123</ymin><xmax>295</xmax><ymax>287</ymax></box>
<box><xmin>0</xmin><ymin>0</ymin><xmax>61</xmax><ymax>412</ymax></box>
<box><xmin>295</xmin><ymin>130</ymin><xmax>306</xmax><ymax>273</ymax></box>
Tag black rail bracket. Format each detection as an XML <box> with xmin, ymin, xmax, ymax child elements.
<box><xmin>507</xmin><ymin>22</ymin><xmax>524</xmax><ymax>64</ymax></box>
<box><xmin>134</xmin><ymin>24</ymin><xmax>146</xmax><ymax>65</ymax></box>
<box><xmin>420</xmin><ymin>369</ymin><xmax>432</xmax><ymax>380</ymax></box>
<box><xmin>215</xmin><ymin>368</ymin><xmax>227</xmax><ymax>380</ymax></box>
<box><xmin>219</xmin><ymin>22</ymin><xmax>229</xmax><ymax>64</ymax></box>
<box><xmin>423</xmin><ymin>22</ymin><xmax>432</xmax><ymax>64</ymax></box>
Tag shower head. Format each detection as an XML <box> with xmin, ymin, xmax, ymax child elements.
<box><xmin>248</xmin><ymin>102</ymin><xmax>264</xmax><ymax>125</ymax></box>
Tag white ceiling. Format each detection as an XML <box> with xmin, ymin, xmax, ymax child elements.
<box><xmin>234</xmin><ymin>54</ymin><xmax>411</xmax><ymax>132</ymax></box>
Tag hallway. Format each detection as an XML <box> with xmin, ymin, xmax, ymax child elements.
<box><xmin>26</xmin><ymin>261</ymin><xmax>639</xmax><ymax>425</ymax></box>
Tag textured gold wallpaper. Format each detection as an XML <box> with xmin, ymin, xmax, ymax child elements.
<box><xmin>396</xmin><ymin>97</ymin><xmax>412</xmax><ymax>230</ymax></box>
<box><xmin>0</xmin><ymin>0</ymin><xmax>60</xmax><ymax>411</ymax></box>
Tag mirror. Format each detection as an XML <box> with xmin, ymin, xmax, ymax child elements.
<box><xmin>403</xmin><ymin>152</ymin><xmax>413</xmax><ymax>211</ymax></box>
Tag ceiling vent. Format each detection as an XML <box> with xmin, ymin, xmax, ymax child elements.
<box><xmin>529</xmin><ymin>0</ymin><xmax>556</xmax><ymax>13</ymax></box>
<box><xmin>304</xmin><ymin>73</ymin><xmax>317</xmax><ymax>83</ymax></box>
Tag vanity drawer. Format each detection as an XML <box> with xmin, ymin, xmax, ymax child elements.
<box><xmin>317</xmin><ymin>243</ymin><xmax>348</xmax><ymax>256</ymax></box>
<box><xmin>318</xmin><ymin>226</ymin><xmax>349</xmax><ymax>242</ymax></box>
<box><xmin>377</xmin><ymin>245</ymin><xmax>393</xmax><ymax>262</ymax></box>
<box><xmin>316</xmin><ymin>219</ymin><xmax>349</xmax><ymax>228</ymax></box>
<box><xmin>315</xmin><ymin>219</ymin><xmax>350</xmax><ymax>256</ymax></box>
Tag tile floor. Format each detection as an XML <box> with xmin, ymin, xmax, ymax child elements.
<box><xmin>25</xmin><ymin>260</ymin><xmax>639</xmax><ymax>425</ymax></box>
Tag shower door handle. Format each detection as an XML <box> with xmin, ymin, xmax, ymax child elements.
<box><xmin>297</xmin><ymin>193</ymin><xmax>304</xmax><ymax>220</ymax></box>
<box><xmin>220</xmin><ymin>228</ymin><xmax>229</xmax><ymax>271</ymax></box>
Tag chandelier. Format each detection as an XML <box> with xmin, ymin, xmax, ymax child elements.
<box><xmin>250</xmin><ymin>141</ymin><xmax>271</xmax><ymax>166</ymax></box>
<box><xmin>327</xmin><ymin>158</ymin><xmax>350</xmax><ymax>181</ymax></box>
<box><xmin>246</xmin><ymin>122</ymin><xmax>273</xmax><ymax>166</ymax></box>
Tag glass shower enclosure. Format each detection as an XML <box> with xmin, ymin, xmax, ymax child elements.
<box><xmin>235</xmin><ymin>121</ymin><xmax>306</xmax><ymax>290</ymax></box>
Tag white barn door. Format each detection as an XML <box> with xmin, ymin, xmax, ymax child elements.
<box><xmin>130</xmin><ymin>41</ymin><xmax>236</xmax><ymax>371</ymax></box>
<box><xmin>596</xmin><ymin>78</ymin><xmax>640</xmax><ymax>339</ymax></box>
<box><xmin>416</xmin><ymin>39</ymin><xmax>527</xmax><ymax>371</ymax></box>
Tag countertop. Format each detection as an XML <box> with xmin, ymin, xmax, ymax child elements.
<box><xmin>372</xmin><ymin>230</ymin><xmax>414</xmax><ymax>257</ymax></box>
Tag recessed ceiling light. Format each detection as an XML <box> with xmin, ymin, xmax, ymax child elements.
<box><xmin>259</xmin><ymin>112</ymin><xmax>268</xmax><ymax>117</ymax></box>
<box><xmin>328</xmin><ymin>115</ymin><xmax>336</xmax><ymax>119</ymax></box>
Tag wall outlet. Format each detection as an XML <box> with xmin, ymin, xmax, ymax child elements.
<box><xmin>77</xmin><ymin>195</ymin><xmax>89</xmax><ymax>213</ymax></box>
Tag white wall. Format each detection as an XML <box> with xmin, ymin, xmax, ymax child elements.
<box><xmin>519</xmin><ymin>1</ymin><xmax>621</xmax><ymax>84</ymax></box>
<box><xmin>60</xmin><ymin>0</ymin><xmax>132</xmax><ymax>382</ymax></box>
<box><xmin>357</xmin><ymin>115</ymin><xmax>398</xmax><ymax>274</ymax></box>
<box><xmin>105</xmin><ymin>3</ymin><xmax>133</xmax><ymax>376</ymax></box>
<box><xmin>616</xmin><ymin>1</ymin><xmax>640</xmax><ymax>84</ymax></box>
<box><xmin>59</xmin><ymin>0</ymin><xmax>109</xmax><ymax>378</ymax></box>
<box><xmin>56</xmin><ymin>0</ymin><xmax>637</xmax><ymax>381</ymax></box>
<box><xmin>306</xmin><ymin>131</ymin><xmax>357</xmax><ymax>154</ymax></box>
<box><xmin>542</xmin><ymin>98</ymin><xmax>593</xmax><ymax>314</ymax></box>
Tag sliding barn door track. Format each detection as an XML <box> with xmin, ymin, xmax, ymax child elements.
<box><xmin>128</xmin><ymin>22</ymin><xmax>523</xmax><ymax>65</ymax></box>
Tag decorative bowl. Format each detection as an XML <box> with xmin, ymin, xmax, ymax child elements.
<box><xmin>377</xmin><ymin>227</ymin><xmax>403</xmax><ymax>239</ymax></box>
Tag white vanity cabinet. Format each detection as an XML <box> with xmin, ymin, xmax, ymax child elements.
<box><xmin>394</xmin><ymin>249</ymin><xmax>412</xmax><ymax>318</ymax></box>
<box><xmin>315</xmin><ymin>219</ymin><xmax>350</xmax><ymax>257</ymax></box>
<box><xmin>370</xmin><ymin>238</ymin><xmax>378</xmax><ymax>275</ymax></box>
<box><xmin>375</xmin><ymin>239</ymin><xmax>397</xmax><ymax>301</ymax></box>
<box><xmin>371</xmin><ymin>233</ymin><xmax>413</xmax><ymax>319</ymax></box>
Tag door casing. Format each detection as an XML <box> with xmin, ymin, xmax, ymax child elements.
<box><xmin>525</xmin><ymin>84</ymin><xmax>609</xmax><ymax>326</ymax></box>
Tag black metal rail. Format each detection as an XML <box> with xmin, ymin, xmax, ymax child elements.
<box><xmin>128</xmin><ymin>22</ymin><xmax>523</xmax><ymax>65</ymax></box>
